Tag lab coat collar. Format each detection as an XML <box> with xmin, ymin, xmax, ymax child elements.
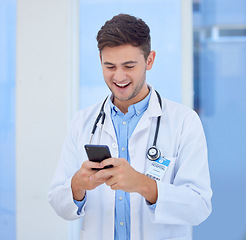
<box><xmin>146</xmin><ymin>85</ymin><xmax>163</xmax><ymax>118</ymax></box>
<box><xmin>101</xmin><ymin>97</ymin><xmax>117</xmax><ymax>143</ymax></box>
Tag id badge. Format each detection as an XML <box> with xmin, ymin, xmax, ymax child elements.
<box><xmin>146</xmin><ymin>157</ymin><xmax>170</xmax><ymax>181</ymax></box>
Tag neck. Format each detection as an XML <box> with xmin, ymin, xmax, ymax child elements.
<box><xmin>113</xmin><ymin>85</ymin><xmax>150</xmax><ymax>114</ymax></box>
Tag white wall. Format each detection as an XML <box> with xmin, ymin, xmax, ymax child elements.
<box><xmin>16</xmin><ymin>0</ymin><xmax>79</xmax><ymax>239</ymax></box>
<box><xmin>181</xmin><ymin>0</ymin><xmax>193</xmax><ymax>108</ymax></box>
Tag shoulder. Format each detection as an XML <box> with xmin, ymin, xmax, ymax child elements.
<box><xmin>162</xmin><ymin>98</ymin><xmax>195</xmax><ymax>116</ymax></box>
<box><xmin>77</xmin><ymin>101</ymin><xmax>102</xmax><ymax>117</ymax></box>
<box><xmin>162</xmin><ymin>98</ymin><xmax>201</xmax><ymax>126</ymax></box>
<box><xmin>70</xmin><ymin>101</ymin><xmax>104</xmax><ymax>129</ymax></box>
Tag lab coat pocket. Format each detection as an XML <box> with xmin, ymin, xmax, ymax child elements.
<box><xmin>161</xmin><ymin>156</ymin><xmax>177</xmax><ymax>184</ymax></box>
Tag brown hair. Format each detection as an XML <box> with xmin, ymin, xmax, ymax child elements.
<box><xmin>96</xmin><ymin>14</ymin><xmax>151</xmax><ymax>60</ymax></box>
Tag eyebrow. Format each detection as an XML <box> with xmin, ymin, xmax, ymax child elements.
<box><xmin>122</xmin><ymin>61</ymin><xmax>138</xmax><ymax>65</ymax></box>
<box><xmin>103</xmin><ymin>60</ymin><xmax>138</xmax><ymax>66</ymax></box>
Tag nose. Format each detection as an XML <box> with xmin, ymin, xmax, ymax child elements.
<box><xmin>113</xmin><ymin>68</ymin><xmax>126</xmax><ymax>82</ymax></box>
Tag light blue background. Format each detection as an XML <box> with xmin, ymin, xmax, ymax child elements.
<box><xmin>0</xmin><ymin>0</ymin><xmax>16</xmax><ymax>239</ymax></box>
<box><xmin>193</xmin><ymin>0</ymin><xmax>246</xmax><ymax>239</ymax></box>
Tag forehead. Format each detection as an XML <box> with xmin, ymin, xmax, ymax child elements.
<box><xmin>100</xmin><ymin>45</ymin><xmax>145</xmax><ymax>63</ymax></box>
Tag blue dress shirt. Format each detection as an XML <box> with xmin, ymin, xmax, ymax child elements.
<box><xmin>74</xmin><ymin>90</ymin><xmax>151</xmax><ymax>240</ymax></box>
<box><xmin>110</xmin><ymin>91</ymin><xmax>151</xmax><ymax>240</ymax></box>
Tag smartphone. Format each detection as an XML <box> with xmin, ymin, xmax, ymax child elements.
<box><xmin>84</xmin><ymin>144</ymin><xmax>113</xmax><ymax>170</ymax></box>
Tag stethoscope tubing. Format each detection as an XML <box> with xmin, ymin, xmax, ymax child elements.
<box><xmin>89</xmin><ymin>91</ymin><xmax>162</xmax><ymax>161</ymax></box>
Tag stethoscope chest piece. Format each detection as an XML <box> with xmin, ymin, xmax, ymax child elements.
<box><xmin>147</xmin><ymin>146</ymin><xmax>161</xmax><ymax>161</ymax></box>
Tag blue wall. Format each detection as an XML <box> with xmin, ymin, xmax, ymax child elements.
<box><xmin>193</xmin><ymin>0</ymin><xmax>246</xmax><ymax>239</ymax></box>
<box><xmin>202</xmin><ymin>0</ymin><xmax>246</xmax><ymax>26</ymax></box>
<box><xmin>0</xmin><ymin>1</ymin><xmax>16</xmax><ymax>239</ymax></box>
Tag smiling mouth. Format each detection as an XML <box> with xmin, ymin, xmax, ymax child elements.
<box><xmin>114</xmin><ymin>82</ymin><xmax>131</xmax><ymax>88</ymax></box>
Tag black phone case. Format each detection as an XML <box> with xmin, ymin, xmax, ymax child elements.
<box><xmin>84</xmin><ymin>144</ymin><xmax>112</xmax><ymax>170</ymax></box>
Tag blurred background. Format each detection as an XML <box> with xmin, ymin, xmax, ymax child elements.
<box><xmin>0</xmin><ymin>0</ymin><xmax>246</xmax><ymax>239</ymax></box>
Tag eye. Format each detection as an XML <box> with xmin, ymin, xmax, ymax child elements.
<box><xmin>125</xmin><ymin>65</ymin><xmax>135</xmax><ymax>69</ymax></box>
<box><xmin>106</xmin><ymin>66</ymin><xmax>115</xmax><ymax>69</ymax></box>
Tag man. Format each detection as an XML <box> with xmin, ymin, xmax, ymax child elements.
<box><xmin>48</xmin><ymin>14</ymin><xmax>212</xmax><ymax>240</ymax></box>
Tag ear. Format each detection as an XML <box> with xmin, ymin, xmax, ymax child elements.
<box><xmin>146</xmin><ymin>51</ymin><xmax>156</xmax><ymax>70</ymax></box>
<box><xmin>99</xmin><ymin>52</ymin><xmax>102</xmax><ymax>63</ymax></box>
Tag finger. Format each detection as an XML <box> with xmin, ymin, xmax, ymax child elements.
<box><xmin>90</xmin><ymin>169</ymin><xmax>113</xmax><ymax>181</ymax></box>
<box><xmin>105</xmin><ymin>176</ymin><xmax>117</xmax><ymax>187</ymax></box>
<box><xmin>100</xmin><ymin>157</ymin><xmax>121</xmax><ymax>168</ymax></box>
<box><xmin>92</xmin><ymin>178</ymin><xmax>107</xmax><ymax>184</ymax></box>
<box><xmin>83</xmin><ymin>160</ymin><xmax>104</xmax><ymax>170</ymax></box>
<box><xmin>110</xmin><ymin>183</ymin><xmax>119</xmax><ymax>191</ymax></box>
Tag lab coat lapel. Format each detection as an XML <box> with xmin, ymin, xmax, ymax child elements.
<box><xmin>96</xmin><ymin>97</ymin><xmax>117</xmax><ymax>143</ymax></box>
<box><xmin>130</xmin><ymin>89</ymin><xmax>163</xmax><ymax>239</ymax></box>
<box><xmin>129</xmin><ymin>89</ymin><xmax>163</xmax><ymax>174</ymax></box>
<box><xmin>129</xmin><ymin>111</ymin><xmax>151</xmax><ymax>174</ymax></box>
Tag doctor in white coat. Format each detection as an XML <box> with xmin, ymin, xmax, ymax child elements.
<box><xmin>48</xmin><ymin>14</ymin><xmax>212</xmax><ymax>240</ymax></box>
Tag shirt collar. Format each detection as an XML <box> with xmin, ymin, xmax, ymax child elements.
<box><xmin>109</xmin><ymin>88</ymin><xmax>152</xmax><ymax>117</ymax></box>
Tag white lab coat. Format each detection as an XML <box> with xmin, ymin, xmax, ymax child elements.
<box><xmin>48</xmin><ymin>88</ymin><xmax>212</xmax><ymax>240</ymax></box>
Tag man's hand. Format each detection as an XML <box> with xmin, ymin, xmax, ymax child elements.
<box><xmin>90</xmin><ymin>158</ymin><xmax>158</xmax><ymax>204</ymax></box>
<box><xmin>71</xmin><ymin>160</ymin><xmax>107</xmax><ymax>201</ymax></box>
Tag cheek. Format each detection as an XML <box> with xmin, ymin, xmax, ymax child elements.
<box><xmin>131</xmin><ymin>67</ymin><xmax>145</xmax><ymax>81</ymax></box>
<box><xmin>102</xmin><ymin>70</ymin><xmax>111</xmax><ymax>81</ymax></box>
<box><xmin>133</xmin><ymin>72</ymin><xmax>144</xmax><ymax>82</ymax></box>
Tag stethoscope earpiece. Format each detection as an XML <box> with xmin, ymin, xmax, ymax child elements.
<box><xmin>147</xmin><ymin>146</ymin><xmax>161</xmax><ymax>161</ymax></box>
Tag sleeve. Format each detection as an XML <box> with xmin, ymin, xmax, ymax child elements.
<box><xmin>148</xmin><ymin>111</ymin><xmax>212</xmax><ymax>226</ymax></box>
<box><xmin>146</xmin><ymin>198</ymin><xmax>157</xmax><ymax>212</ymax></box>
<box><xmin>74</xmin><ymin>193</ymin><xmax>87</xmax><ymax>215</ymax></box>
<box><xmin>47</xmin><ymin>112</ymin><xmax>85</xmax><ymax>220</ymax></box>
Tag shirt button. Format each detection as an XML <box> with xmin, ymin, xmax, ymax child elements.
<box><xmin>119</xmin><ymin>196</ymin><xmax>123</xmax><ymax>200</ymax></box>
<box><xmin>137</xmin><ymin>110</ymin><xmax>140</xmax><ymax>114</ymax></box>
<box><xmin>121</xmin><ymin>147</ymin><xmax>125</xmax><ymax>151</ymax></box>
<box><xmin>123</xmin><ymin>121</ymin><xmax>126</xmax><ymax>125</ymax></box>
<box><xmin>120</xmin><ymin>221</ymin><xmax>124</xmax><ymax>226</ymax></box>
<box><xmin>112</xmin><ymin>143</ymin><xmax>117</xmax><ymax>149</ymax></box>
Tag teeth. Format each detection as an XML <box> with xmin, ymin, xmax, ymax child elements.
<box><xmin>115</xmin><ymin>82</ymin><xmax>130</xmax><ymax>87</ymax></box>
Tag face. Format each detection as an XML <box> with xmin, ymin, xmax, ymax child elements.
<box><xmin>100</xmin><ymin>44</ymin><xmax>156</xmax><ymax>112</ymax></box>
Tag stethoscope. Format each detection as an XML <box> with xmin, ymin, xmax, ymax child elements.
<box><xmin>89</xmin><ymin>90</ymin><xmax>162</xmax><ymax>161</ymax></box>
